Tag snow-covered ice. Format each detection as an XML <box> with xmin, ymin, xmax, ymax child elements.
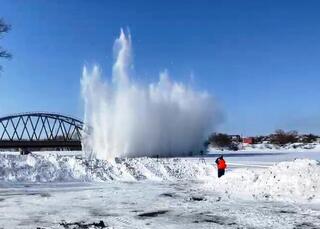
<box><xmin>205</xmin><ymin>159</ymin><xmax>320</xmax><ymax>203</ymax></box>
<box><xmin>0</xmin><ymin>152</ymin><xmax>319</xmax><ymax>228</ymax></box>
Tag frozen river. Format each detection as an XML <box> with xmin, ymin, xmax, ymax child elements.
<box><xmin>0</xmin><ymin>151</ymin><xmax>319</xmax><ymax>228</ymax></box>
<box><xmin>0</xmin><ymin>181</ymin><xmax>319</xmax><ymax>228</ymax></box>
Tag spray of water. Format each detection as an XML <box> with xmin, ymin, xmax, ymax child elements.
<box><xmin>81</xmin><ymin>29</ymin><xmax>218</xmax><ymax>160</ymax></box>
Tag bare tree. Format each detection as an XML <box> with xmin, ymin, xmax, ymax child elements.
<box><xmin>270</xmin><ymin>129</ymin><xmax>298</xmax><ymax>145</ymax></box>
<box><xmin>207</xmin><ymin>133</ymin><xmax>233</xmax><ymax>149</ymax></box>
<box><xmin>0</xmin><ymin>18</ymin><xmax>11</xmax><ymax>71</ymax></box>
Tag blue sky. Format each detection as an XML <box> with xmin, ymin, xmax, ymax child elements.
<box><xmin>1</xmin><ymin>0</ymin><xmax>320</xmax><ymax>135</ymax></box>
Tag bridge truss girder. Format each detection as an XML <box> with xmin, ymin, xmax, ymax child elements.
<box><xmin>0</xmin><ymin>112</ymin><xmax>84</xmax><ymax>150</ymax></box>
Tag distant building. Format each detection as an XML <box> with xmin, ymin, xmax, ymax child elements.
<box><xmin>243</xmin><ymin>137</ymin><xmax>254</xmax><ymax>144</ymax></box>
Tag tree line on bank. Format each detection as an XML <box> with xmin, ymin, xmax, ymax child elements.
<box><xmin>205</xmin><ymin>130</ymin><xmax>320</xmax><ymax>150</ymax></box>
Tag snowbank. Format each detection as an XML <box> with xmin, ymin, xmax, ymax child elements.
<box><xmin>241</xmin><ymin>142</ymin><xmax>320</xmax><ymax>152</ymax></box>
<box><xmin>0</xmin><ymin>154</ymin><xmax>319</xmax><ymax>203</ymax></box>
<box><xmin>210</xmin><ymin>142</ymin><xmax>320</xmax><ymax>153</ymax></box>
<box><xmin>207</xmin><ymin>159</ymin><xmax>320</xmax><ymax>203</ymax></box>
<box><xmin>0</xmin><ymin>154</ymin><xmax>213</xmax><ymax>182</ymax></box>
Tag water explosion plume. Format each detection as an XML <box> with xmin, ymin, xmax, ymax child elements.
<box><xmin>81</xmin><ymin>29</ymin><xmax>218</xmax><ymax>160</ymax></box>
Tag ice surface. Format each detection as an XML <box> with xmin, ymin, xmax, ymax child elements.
<box><xmin>0</xmin><ymin>178</ymin><xmax>319</xmax><ymax>228</ymax></box>
<box><xmin>0</xmin><ymin>152</ymin><xmax>319</xmax><ymax>228</ymax></box>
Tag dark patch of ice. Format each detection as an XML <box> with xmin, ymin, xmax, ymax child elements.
<box><xmin>25</xmin><ymin>192</ymin><xmax>51</xmax><ymax>198</ymax></box>
<box><xmin>138</xmin><ymin>210</ymin><xmax>169</xmax><ymax>218</ymax></box>
<box><xmin>159</xmin><ymin>192</ymin><xmax>179</xmax><ymax>198</ymax></box>
<box><xmin>277</xmin><ymin>210</ymin><xmax>296</xmax><ymax>214</ymax></box>
<box><xmin>40</xmin><ymin>193</ymin><xmax>51</xmax><ymax>198</ymax></box>
<box><xmin>293</xmin><ymin>222</ymin><xmax>319</xmax><ymax>229</ymax></box>
<box><xmin>192</xmin><ymin>213</ymin><xmax>237</xmax><ymax>226</ymax></box>
<box><xmin>189</xmin><ymin>196</ymin><xmax>206</xmax><ymax>201</ymax></box>
<box><xmin>60</xmin><ymin>220</ymin><xmax>107</xmax><ymax>228</ymax></box>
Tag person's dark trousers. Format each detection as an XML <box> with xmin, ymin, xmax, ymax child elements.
<box><xmin>218</xmin><ymin>169</ymin><xmax>225</xmax><ymax>178</ymax></box>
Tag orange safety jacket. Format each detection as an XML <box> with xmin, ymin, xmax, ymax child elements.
<box><xmin>217</xmin><ymin>159</ymin><xmax>227</xmax><ymax>170</ymax></box>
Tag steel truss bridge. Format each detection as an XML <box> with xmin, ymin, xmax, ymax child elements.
<box><xmin>0</xmin><ymin>112</ymin><xmax>84</xmax><ymax>151</ymax></box>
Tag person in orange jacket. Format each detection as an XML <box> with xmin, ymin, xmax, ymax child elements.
<box><xmin>215</xmin><ymin>155</ymin><xmax>227</xmax><ymax>178</ymax></box>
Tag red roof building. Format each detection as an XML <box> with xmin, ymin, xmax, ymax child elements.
<box><xmin>243</xmin><ymin>137</ymin><xmax>254</xmax><ymax>144</ymax></box>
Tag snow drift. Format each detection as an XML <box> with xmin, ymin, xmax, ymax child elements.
<box><xmin>0</xmin><ymin>154</ymin><xmax>212</xmax><ymax>182</ymax></box>
<box><xmin>81</xmin><ymin>29</ymin><xmax>217</xmax><ymax>160</ymax></box>
<box><xmin>207</xmin><ymin>159</ymin><xmax>320</xmax><ymax>203</ymax></box>
<box><xmin>0</xmin><ymin>154</ymin><xmax>319</xmax><ymax>203</ymax></box>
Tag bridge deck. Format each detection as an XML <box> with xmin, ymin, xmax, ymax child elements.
<box><xmin>0</xmin><ymin>140</ymin><xmax>82</xmax><ymax>150</ymax></box>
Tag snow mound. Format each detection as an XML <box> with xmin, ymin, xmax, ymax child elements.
<box><xmin>0</xmin><ymin>154</ymin><xmax>213</xmax><ymax>182</ymax></box>
<box><xmin>210</xmin><ymin>142</ymin><xmax>320</xmax><ymax>152</ymax></box>
<box><xmin>210</xmin><ymin>159</ymin><xmax>320</xmax><ymax>203</ymax></box>
<box><xmin>1</xmin><ymin>154</ymin><xmax>319</xmax><ymax>203</ymax></box>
